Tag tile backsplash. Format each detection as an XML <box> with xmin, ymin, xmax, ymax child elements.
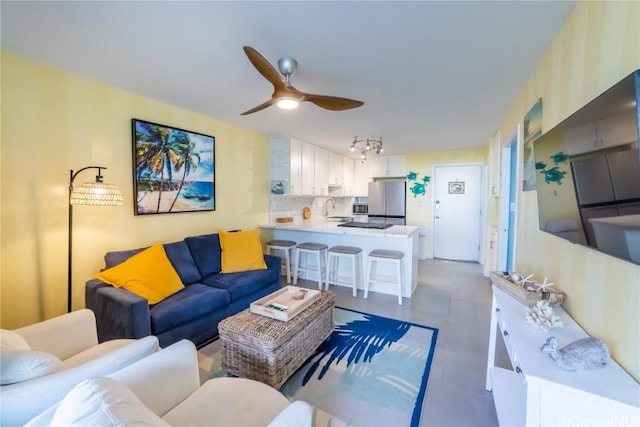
<box><xmin>269</xmin><ymin>195</ymin><xmax>354</xmax><ymax>222</ymax></box>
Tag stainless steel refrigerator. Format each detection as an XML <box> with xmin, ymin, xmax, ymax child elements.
<box><xmin>571</xmin><ymin>148</ymin><xmax>640</xmax><ymax>245</ymax></box>
<box><xmin>367</xmin><ymin>181</ymin><xmax>406</xmax><ymax>225</ymax></box>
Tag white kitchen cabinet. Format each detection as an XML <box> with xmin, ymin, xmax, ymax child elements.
<box><xmin>486</xmin><ymin>285</ymin><xmax>639</xmax><ymax>426</ymax></box>
<box><xmin>369</xmin><ymin>155</ymin><xmax>406</xmax><ymax>178</ymax></box>
<box><xmin>597</xmin><ymin>110</ymin><xmax>638</xmax><ymax>147</ymax></box>
<box><xmin>328</xmin><ymin>151</ymin><xmax>344</xmax><ymax>187</ymax></box>
<box><xmin>269</xmin><ymin>136</ymin><xmax>302</xmax><ymax>195</ymax></box>
<box><xmin>353</xmin><ymin>159</ymin><xmax>370</xmax><ymax>196</ymax></box>
<box><xmin>563</xmin><ymin>109</ymin><xmax>638</xmax><ymax>155</ymax></box>
<box><xmin>342</xmin><ymin>157</ymin><xmax>354</xmax><ymax>196</ymax></box>
<box><xmin>301</xmin><ymin>141</ymin><xmax>315</xmax><ymax>195</ymax></box>
<box><xmin>314</xmin><ymin>146</ymin><xmax>328</xmax><ymax>196</ymax></box>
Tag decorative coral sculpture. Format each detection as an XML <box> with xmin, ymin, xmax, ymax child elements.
<box><xmin>525</xmin><ymin>300</ymin><xmax>564</xmax><ymax>331</ymax></box>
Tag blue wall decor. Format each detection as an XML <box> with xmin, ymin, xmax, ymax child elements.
<box><xmin>550</xmin><ymin>152</ymin><xmax>568</xmax><ymax>164</ymax></box>
<box><xmin>406</xmin><ymin>171</ymin><xmax>431</xmax><ymax>197</ymax></box>
<box><xmin>536</xmin><ymin>152</ymin><xmax>568</xmax><ymax>185</ymax></box>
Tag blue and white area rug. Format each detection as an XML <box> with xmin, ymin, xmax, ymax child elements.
<box><xmin>207</xmin><ymin>308</ymin><xmax>438</xmax><ymax>427</ymax></box>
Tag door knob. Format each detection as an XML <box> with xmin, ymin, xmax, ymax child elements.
<box><xmin>435</xmin><ymin>216</ymin><xmax>440</xmax><ymax>219</ymax></box>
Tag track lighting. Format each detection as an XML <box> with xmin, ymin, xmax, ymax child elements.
<box><xmin>350</xmin><ymin>136</ymin><xmax>383</xmax><ymax>163</ymax></box>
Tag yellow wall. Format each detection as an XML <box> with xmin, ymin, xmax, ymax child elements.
<box><xmin>493</xmin><ymin>1</ymin><xmax>640</xmax><ymax>380</ymax></box>
<box><xmin>1</xmin><ymin>52</ymin><xmax>270</xmax><ymax>327</ymax></box>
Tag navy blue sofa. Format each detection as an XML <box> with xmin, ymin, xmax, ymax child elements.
<box><xmin>85</xmin><ymin>233</ymin><xmax>281</xmax><ymax>348</ymax></box>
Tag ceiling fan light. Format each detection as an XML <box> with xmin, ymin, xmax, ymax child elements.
<box><xmin>277</xmin><ymin>97</ymin><xmax>299</xmax><ymax>110</ymax></box>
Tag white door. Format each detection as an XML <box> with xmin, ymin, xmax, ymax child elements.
<box><xmin>433</xmin><ymin>164</ymin><xmax>483</xmax><ymax>261</ymax></box>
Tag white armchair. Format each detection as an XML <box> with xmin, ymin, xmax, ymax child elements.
<box><xmin>0</xmin><ymin>309</ymin><xmax>159</xmax><ymax>426</ymax></box>
<box><xmin>26</xmin><ymin>339</ymin><xmax>344</xmax><ymax>426</ymax></box>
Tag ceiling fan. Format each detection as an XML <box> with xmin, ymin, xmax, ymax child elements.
<box><xmin>241</xmin><ymin>46</ymin><xmax>364</xmax><ymax>115</ymax></box>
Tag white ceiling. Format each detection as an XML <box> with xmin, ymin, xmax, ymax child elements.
<box><xmin>1</xmin><ymin>1</ymin><xmax>576</xmax><ymax>158</ymax></box>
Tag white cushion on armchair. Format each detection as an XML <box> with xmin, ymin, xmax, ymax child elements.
<box><xmin>27</xmin><ymin>340</ymin><xmax>314</xmax><ymax>427</ymax></box>
<box><xmin>0</xmin><ymin>309</ymin><xmax>159</xmax><ymax>426</ymax></box>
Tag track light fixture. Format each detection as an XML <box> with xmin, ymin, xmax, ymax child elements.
<box><xmin>350</xmin><ymin>136</ymin><xmax>383</xmax><ymax>163</ymax></box>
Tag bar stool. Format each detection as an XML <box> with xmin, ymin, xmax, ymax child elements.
<box><xmin>325</xmin><ymin>246</ymin><xmax>363</xmax><ymax>297</ymax></box>
<box><xmin>293</xmin><ymin>242</ymin><xmax>328</xmax><ymax>290</ymax></box>
<box><xmin>365</xmin><ymin>249</ymin><xmax>405</xmax><ymax>305</ymax></box>
<box><xmin>266</xmin><ymin>240</ymin><xmax>296</xmax><ymax>283</ymax></box>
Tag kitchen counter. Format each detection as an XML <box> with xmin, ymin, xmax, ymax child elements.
<box><xmin>259</xmin><ymin>220</ymin><xmax>419</xmax><ymax>238</ymax></box>
<box><xmin>259</xmin><ymin>220</ymin><xmax>419</xmax><ymax>299</ymax></box>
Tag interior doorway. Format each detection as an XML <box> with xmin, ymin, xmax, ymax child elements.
<box><xmin>432</xmin><ymin>164</ymin><xmax>484</xmax><ymax>261</ymax></box>
<box><xmin>498</xmin><ymin>127</ymin><xmax>519</xmax><ymax>272</ymax></box>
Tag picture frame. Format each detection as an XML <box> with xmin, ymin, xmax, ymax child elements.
<box><xmin>132</xmin><ymin>118</ymin><xmax>215</xmax><ymax>215</ymax></box>
<box><xmin>523</xmin><ymin>98</ymin><xmax>542</xmax><ymax>191</ymax></box>
<box><xmin>448</xmin><ymin>181</ymin><xmax>465</xmax><ymax>194</ymax></box>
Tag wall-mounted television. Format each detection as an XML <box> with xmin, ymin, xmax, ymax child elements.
<box><xmin>533</xmin><ymin>70</ymin><xmax>640</xmax><ymax>265</ymax></box>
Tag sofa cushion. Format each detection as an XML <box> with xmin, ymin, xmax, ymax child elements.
<box><xmin>104</xmin><ymin>241</ymin><xmax>201</xmax><ymax>285</ymax></box>
<box><xmin>149</xmin><ymin>284</ymin><xmax>231</xmax><ymax>335</ymax></box>
<box><xmin>184</xmin><ymin>233</ymin><xmax>222</xmax><ymax>277</ymax></box>
<box><xmin>0</xmin><ymin>350</ymin><xmax>62</xmax><ymax>385</ymax></box>
<box><xmin>51</xmin><ymin>377</ymin><xmax>169</xmax><ymax>426</ymax></box>
<box><xmin>163</xmin><ymin>241</ymin><xmax>202</xmax><ymax>285</ymax></box>
<box><xmin>95</xmin><ymin>243</ymin><xmax>185</xmax><ymax>305</ymax></box>
<box><xmin>219</xmin><ymin>228</ymin><xmax>267</xmax><ymax>273</ymax></box>
<box><xmin>201</xmin><ymin>267</ymin><xmax>278</xmax><ymax>302</ymax></box>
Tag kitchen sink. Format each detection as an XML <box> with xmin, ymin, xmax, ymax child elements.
<box><xmin>337</xmin><ymin>222</ymin><xmax>393</xmax><ymax>229</ymax></box>
<box><xmin>325</xmin><ymin>216</ymin><xmax>353</xmax><ymax>222</ymax></box>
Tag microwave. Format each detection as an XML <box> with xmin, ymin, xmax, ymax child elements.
<box><xmin>352</xmin><ymin>203</ymin><xmax>368</xmax><ymax>214</ymax></box>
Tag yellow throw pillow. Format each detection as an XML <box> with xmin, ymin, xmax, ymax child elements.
<box><xmin>94</xmin><ymin>243</ymin><xmax>184</xmax><ymax>304</ymax></box>
<box><xmin>219</xmin><ymin>228</ymin><xmax>267</xmax><ymax>273</ymax></box>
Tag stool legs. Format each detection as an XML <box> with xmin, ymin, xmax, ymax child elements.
<box><xmin>266</xmin><ymin>243</ymin><xmax>295</xmax><ymax>284</ymax></box>
<box><xmin>293</xmin><ymin>248</ymin><xmax>327</xmax><ymax>290</ymax></box>
<box><xmin>365</xmin><ymin>252</ymin><xmax>404</xmax><ymax>305</ymax></box>
<box><xmin>326</xmin><ymin>251</ymin><xmax>361</xmax><ymax>297</ymax></box>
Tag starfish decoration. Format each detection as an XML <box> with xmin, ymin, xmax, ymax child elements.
<box><xmin>534</xmin><ymin>277</ymin><xmax>555</xmax><ymax>291</ymax></box>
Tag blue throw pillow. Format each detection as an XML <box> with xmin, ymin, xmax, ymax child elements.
<box><xmin>163</xmin><ymin>241</ymin><xmax>202</xmax><ymax>285</ymax></box>
<box><xmin>184</xmin><ymin>233</ymin><xmax>222</xmax><ymax>278</ymax></box>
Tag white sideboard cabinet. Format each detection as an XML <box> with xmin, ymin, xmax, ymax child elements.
<box><xmin>486</xmin><ymin>285</ymin><xmax>639</xmax><ymax>426</ymax></box>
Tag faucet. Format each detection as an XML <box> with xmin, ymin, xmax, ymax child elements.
<box><xmin>323</xmin><ymin>198</ymin><xmax>335</xmax><ymax>216</ymax></box>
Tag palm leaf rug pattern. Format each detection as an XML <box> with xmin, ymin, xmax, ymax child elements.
<box><xmin>207</xmin><ymin>307</ymin><xmax>438</xmax><ymax>427</ymax></box>
<box><xmin>280</xmin><ymin>308</ymin><xmax>438</xmax><ymax>427</ymax></box>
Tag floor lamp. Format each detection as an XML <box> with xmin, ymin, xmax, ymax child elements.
<box><xmin>68</xmin><ymin>166</ymin><xmax>123</xmax><ymax>312</ymax></box>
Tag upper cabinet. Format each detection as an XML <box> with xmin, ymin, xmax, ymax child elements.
<box><xmin>563</xmin><ymin>109</ymin><xmax>638</xmax><ymax>155</ymax></box>
<box><xmin>301</xmin><ymin>141</ymin><xmax>315</xmax><ymax>195</ymax></box>
<box><xmin>314</xmin><ymin>146</ymin><xmax>328</xmax><ymax>196</ymax></box>
<box><xmin>328</xmin><ymin>151</ymin><xmax>344</xmax><ymax>187</ymax></box>
<box><xmin>271</xmin><ymin>135</ymin><xmax>378</xmax><ymax>197</ymax></box>
<box><xmin>270</xmin><ymin>136</ymin><xmax>302</xmax><ymax>195</ymax></box>
<box><xmin>353</xmin><ymin>160</ymin><xmax>370</xmax><ymax>196</ymax></box>
<box><xmin>369</xmin><ymin>154</ymin><xmax>407</xmax><ymax>178</ymax></box>
<box><xmin>342</xmin><ymin>157</ymin><xmax>355</xmax><ymax>196</ymax></box>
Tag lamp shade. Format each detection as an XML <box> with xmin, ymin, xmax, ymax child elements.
<box><xmin>70</xmin><ymin>182</ymin><xmax>124</xmax><ymax>206</ymax></box>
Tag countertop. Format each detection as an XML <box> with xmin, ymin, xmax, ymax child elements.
<box><xmin>259</xmin><ymin>220</ymin><xmax>419</xmax><ymax>238</ymax></box>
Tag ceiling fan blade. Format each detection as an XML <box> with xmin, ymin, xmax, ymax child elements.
<box><xmin>243</xmin><ymin>46</ymin><xmax>286</xmax><ymax>90</ymax></box>
<box><xmin>241</xmin><ymin>99</ymin><xmax>276</xmax><ymax>115</ymax></box>
<box><xmin>302</xmin><ymin>94</ymin><xmax>364</xmax><ymax>111</ymax></box>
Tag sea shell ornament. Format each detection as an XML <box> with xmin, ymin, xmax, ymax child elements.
<box><xmin>525</xmin><ymin>301</ymin><xmax>564</xmax><ymax>331</ymax></box>
<box><xmin>541</xmin><ymin>336</ymin><xmax>610</xmax><ymax>371</ymax></box>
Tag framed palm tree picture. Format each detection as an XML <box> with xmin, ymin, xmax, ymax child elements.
<box><xmin>132</xmin><ymin>118</ymin><xmax>215</xmax><ymax>215</ymax></box>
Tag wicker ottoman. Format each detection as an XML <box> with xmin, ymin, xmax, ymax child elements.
<box><xmin>218</xmin><ymin>290</ymin><xmax>335</xmax><ymax>389</ymax></box>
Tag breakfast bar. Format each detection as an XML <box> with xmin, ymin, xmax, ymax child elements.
<box><xmin>259</xmin><ymin>221</ymin><xmax>420</xmax><ymax>298</ymax></box>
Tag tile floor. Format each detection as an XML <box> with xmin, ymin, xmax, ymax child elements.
<box><xmin>198</xmin><ymin>259</ymin><xmax>507</xmax><ymax>426</ymax></box>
